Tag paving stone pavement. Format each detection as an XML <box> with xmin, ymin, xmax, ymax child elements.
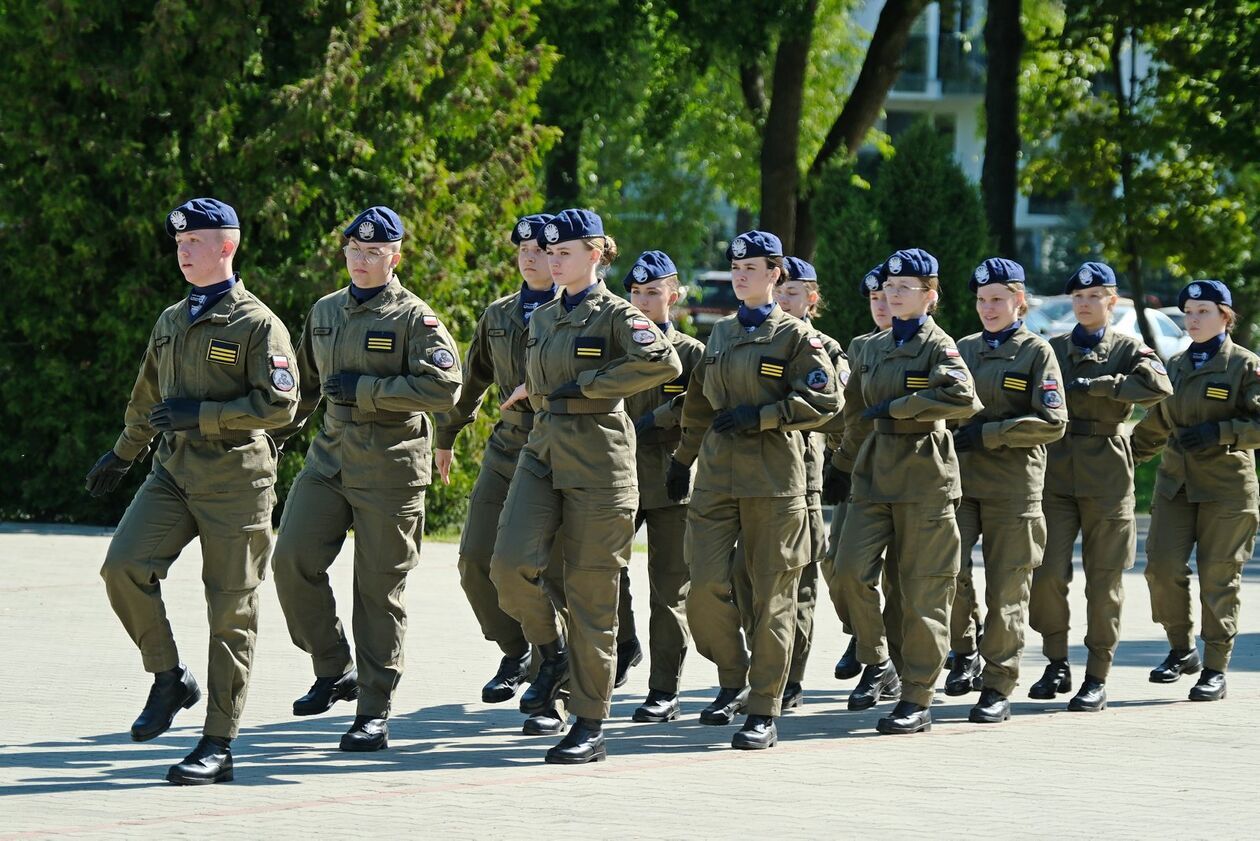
<box><xmin>1</xmin><ymin>518</ymin><xmax>1258</xmax><ymax>840</ymax></box>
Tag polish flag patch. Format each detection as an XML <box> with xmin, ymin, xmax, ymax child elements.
<box><xmin>631</xmin><ymin>318</ymin><xmax>653</xmax><ymax>331</ymax></box>
<box><xmin>1042</xmin><ymin>377</ymin><xmax>1059</xmax><ymax>391</ymax></box>
<box><xmin>945</xmin><ymin>347</ymin><xmax>960</xmax><ymax>358</ymax></box>
<box><xmin>809</xmin><ymin>336</ymin><xmax>824</xmax><ymax>349</ymax></box>
<box><xmin>423</xmin><ymin>315</ymin><xmax>440</xmax><ymax>328</ymax></box>
<box><xmin>271</xmin><ymin>355</ymin><xmax>290</xmax><ymax>369</ymax></box>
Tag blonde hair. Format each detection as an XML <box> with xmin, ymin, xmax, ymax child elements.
<box><xmin>1220</xmin><ymin>304</ymin><xmax>1238</xmax><ymax>333</ymax></box>
<box><xmin>924</xmin><ymin>275</ymin><xmax>941</xmax><ymax>314</ymax></box>
<box><xmin>583</xmin><ymin>235</ymin><xmax>619</xmax><ymax>270</ymax></box>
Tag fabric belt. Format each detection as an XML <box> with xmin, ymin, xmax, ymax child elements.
<box><xmin>873</xmin><ymin>418</ymin><xmax>946</xmax><ymax>434</ymax></box>
<box><xmin>178</xmin><ymin>429</ymin><xmax>264</xmax><ymax>443</ymax></box>
<box><xmin>499</xmin><ymin>408</ymin><xmax>535</xmax><ymax>430</ymax></box>
<box><xmin>637</xmin><ymin>427</ymin><xmax>682</xmax><ymax>445</ymax></box>
<box><xmin>325</xmin><ymin>403</ymin><xmax>417</xmax><ymax>423</ymax></box>
<box><xmin>1068</xmin><ymin>420</ymin><xmax>1126</xmax><ymax>437</ymax></box>
<box><xmin>543</xmin><ymin>397</ymin><xmax>624</xmax><ymax>415</ymax></box>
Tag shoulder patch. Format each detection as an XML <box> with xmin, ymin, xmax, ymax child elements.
<box><xmin>631</xmin><ymin>318</ymin><xmax>653</xmax><ymax>331</ymax></box>
<box><xmin>945</xmin><ymin>347</ymin><xmax>961</xmax><ymax>358</ymax></box>
<box><xmin>632</xmin><ymin>329</ymin><xmax>656</xmax><ymax>345</ymax></box>
<box><xmin>947</xmin><ymin>369</ymin><xmax>969</xmax><ymax>382</ymax></box>
<box><xmin>271</xmin><ymin>368</ymin><xmax>296</xmax><ymax>392</ymax></box>
<box><xmin>271</xmin><ymin>355</ymin><xmax>290</xmax><ymax>369</ymax></box>
<box><xmin>423</xmin><ymin>314</ymin><xmax>440</xmax><ymax>328</ymax></box>
<box><xmin>809</xmin><ymin>335</ymin><xmax>824</xmax><ymax>349</ymax></box>
<box><xmin>1139</xmin><ymin>346</ymin><xmax>1156</xmax><ymax>356</ymax></box>
<box><xmin>806</xmin><ymin>367</ymin><xmax>830</xmax><ymax>390</ymax></box>
<box><xmin>1151</xmin><ymin>360</ymin><xmax>1168</xmax><ymax>376</ymax></box>
<box><xmin>1043</xmin><ymin>389</ymin><xmax>1063</xmax><ymax>409</ymax></box>
<box><xmin>430</xmin><ymin>348</ymin><xmax>456</xmax><ymax>370</ymax></box>
<box><xmin>839</xmin><ymin>370</ymin><xmax>850</xmax><ymax>386</ymax></box>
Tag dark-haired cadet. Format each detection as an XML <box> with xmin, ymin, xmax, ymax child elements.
<box><xmin>1132</xmin><ymin>279</ymin><xmax>1260</xmax><ymax>703</ymax></box>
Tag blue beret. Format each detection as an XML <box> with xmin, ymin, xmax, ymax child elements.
<box><xmin>344</xmin><ymin>206</ymin><xmax>404</xmax><ymax>243</ymax></box>
<box><xmin>1178</xmin><ymin>279</ymin><xmax>1232</xmax><ymax>310</ymax></box>
<box><xmin>623</xmin><ymin>250</ymin><xmax>678</xmax><ymax>289</ymax></box>
<box><xmin>1063</xmin><ymin>261</ymin><xmax>1116</xmax><ymax>293</ymax></box>
<box><xmin>859</xmin><ymin>263</ymin><xmax>886</xmax><ymax>296</ymax></box>
<box><xmin>166</xmin><ymin>197</ymin><xmax>239</xmax><ymax>238</ymax></box>
<box><xmin>885</xmin><ymin>248</ymin><xmax>938</xmax><ymax>278</ymax></box>
<box><xmin>542</xmin><ymin>208</ymin><xmax>604</xmax><ymax>245</ymax></box>
<box><xmin>969</xmin><ymin>257</ymin><xmax>1026</xmax><ymax>292</ymax></box>
<box><xmin>511</xmin><ymin>213</ymin><xmax>554</xmax><ymax>245</ymax></box>
<box><xmin>783</xmin><ymin>257</ymin><xmax>817</xmax><ymax>281</ymax></box>
<box><xmin>726</xmin><ymin>230</ymin><xmax>783</xmax><ymax>261</ymax></box>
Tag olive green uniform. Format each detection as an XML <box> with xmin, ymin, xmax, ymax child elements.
<box><xmin>100</xmin><ymin>281</ymin><xmax>298</xmax><ymax>740</ymax></box>
<box><xmin>825</xmin><ymin>331</ymin><xmax>904</xmax><ymax>669</ymax></box>
<box><xmin>490</xmin><ymin>282</ymin><xmax>682</xmax><ymax>720</ymax></box>
<box><xmin>1132</xmin><ymin>336</ymin><xmax>1260</xmax><ymax>673</ymax></box>
<box><xmin>434</xmin><ymin>289</ymin><xmax>552</xmax><ymax>658</ymax></box>
<box><xmin>950</xmin><ymin>328</ymin><xmax>1067</xmax><ymax>695</ymax></box>
<box><xmin>675</xmin><ymin>307</ymin><xmax>841</xmax><ymax>717</ymax></box>
<box><xmin>833</xmin><ymin>317</ymin><xmax>981</xmax><ymax>708</ymax></box>
<box><xmin>617</xmin><ymin>326</ymin><xmax>705</xmax><ymax>694</ymax></box>
<box><xmin>1029</xmin><ymin>328</ymin><xmax>1172</xmax><ymax>679</ymax></box>
<box><xmin>272</xmin><ymin>279</ymin><xmax>462</xmax><ymax>717</ymax></box>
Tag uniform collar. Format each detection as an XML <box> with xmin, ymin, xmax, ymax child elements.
<box><xmin>891</xmin><ymin>315</ymin><xmax>928</xmax><ymax>347</ymax></box>
<box><xmin>555</xmin><ymin>280</ymin><xmax>611</xmax><ymax>326</ymax></box>
<box><xmin>1069</xmin><ymin>325</ymin><xmax>1117</xmax><ymax>363</ymax></box>
<box><xmin>189</xmin><ymin>277</ymin><xmax>247</xmax><ymax>327</ymax></box>
<box><xmin>1179</xmin><ymin>334</ymin><xmax>1233</xmax><ymax>379</ymax></box>
<box><xmin>343</xmin><ymin>277</ymin><xmax>402</xmax><ymax>312</ymax></box>
<box><xmin>737</xmin><ymin>301</ymin><xmax>776</xmax><ymax>331</ymax></box>
<box><xmin>884</xmin><ymin>315</ymin><xmax>937</xmax><ymax>358</ymax></box>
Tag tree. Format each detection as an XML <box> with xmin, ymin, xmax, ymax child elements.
<box><xmin>980</xmin><ymin>0</ymin><xmax>1023</xmax><ymax>257</ymax></box>
<box><xmin>0</xmin><ymin>1</ymin><xmax>557</xmax><ymax>526</ymax></box>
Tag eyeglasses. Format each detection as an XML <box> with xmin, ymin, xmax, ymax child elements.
<box><xmin>883</xmin><ymin>282</ymin><xmax>928</xmax><ymax>295</ymax></box>
<box><xmin>342</xmin><ymin>246</ymin><xmax>392</xmax><ymax>264</ymax></box>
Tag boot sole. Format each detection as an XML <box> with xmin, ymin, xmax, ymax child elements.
<box><xmin>834</xmin><ymin>664</ymin><xmax>862</xmax><ymax>681</ymax></box>
<box><xmin>731</xmin><ymin>735</ymin><xmax>777</xmax><ymax>750</ymax></box>
<box><xmin>1028</xmin><ymin>681</ymin><xmax>1071</xmax><ymax>699</ymax></box>
<box><xmin>131</xmin><ymin>686</ymin><xmax>202</xmax><ymax>742</ymax></box>
<box><xmin>876</xmin><ymin>720</ymin><xmax>931</xmax><ymax>735</ymax></box>
<box><xmin>1067</xmin><ymin>699</ymin><xmax>1106</xmax><ymax>712</ymax></box>
<box><xmin>165</xmin><ymin>768</ymin><xmax>233</xmax><ymax>785</ymax></box>
<box><xmin>482</xmin><ymin>682</ymin><xmax>524</xmax><ymax>704</ymax></box>
<box><xmin>1189</xmin><ymin>688</ymin><xmax>1226</xmax><ymax>702</ymax></box>
<box><xmin>633</xmin><ymin>708</ymin><xmax>680</xmax><ymax>723</ymax></box>
<box><xmin>544</xmin><ymin>746</ymin><xmax>607</xmax><ymax>764</ymax></box>
<box><xmin>339</xmin><ymin>737</ymin><xmax>388</xmax><ymax>752</ymax></box>
<box><xmin>523</xmin><ymin>721</ymin><xmax>568</xmax><ymax>736</ymax></box>
<box><xmin>698</xmin><ymin>710</ymin><xmax>743</xmax><ymax>726</ymax></box>
<box><xmin>968</xmin><ymin>710</ymin><xmax>1011</xmax><ymax>724</ymax></box>
<box><xmin>293</xmin><ymin>684</ymin><xmax>359</xmax><ymax>717</ymax></box>
<box><xmin>944</xmin><ymin>677</ymin><xmax>983</xmax><ymax>697</ymax></box>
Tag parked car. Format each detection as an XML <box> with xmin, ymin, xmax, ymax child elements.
<box><xmin>1159</xmin><ymin>306</ymin><xmax>1186</xmax><ymax>332</ymax></box>
<box><xmin>686</xmin><ymin>270</ymin><xmax>737</xmax><ymax>336</ymax></box>
<box><xmin>1025</xmin><ymin>294</ymin><xmax>1189</xmax><ymax>358</ymax></box>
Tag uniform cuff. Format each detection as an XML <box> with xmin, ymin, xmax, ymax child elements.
<box><xmin>575</xmin><ymin>370</ymin><xmax>598</xmax><ymax>389</ymax></box>
<box><xmin>113</xmin><ymin>435</ymin><xmax>146</xmax><ymax>463</ymax></box>
<box><xmin>1220</xmin><ymin>420</ymin><xmax>1238</xmax><ymax>446</ymax></box>
<box><xmin>199</xmin><ymin>402</ymin><xmax>223</xmax><ymax>437</ymax></box>
<box><xmin>434</xmin><ymin>429</ymin><xmax>459</xmax><ymax>450</ymax></box>
<box><xmin>888</xmin><ymin>396</ymin><xmax>911</xmax><ymax>419</ymax></box>
<box><xmin>758</xmin><ymin>403</ymin><xmax>780</xmax><ymax>431</ymax></box>
<box><xmin>981</xmin><ymin>422</ymin><xmax>1001</xmax><ymax>450</ymax></box>
<box><xmin>356</xmin><ymin>376</ymin><xmax>378</xmax><ymax>412</ymax></box>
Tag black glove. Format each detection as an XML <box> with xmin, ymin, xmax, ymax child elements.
<box><xmin>1178</xmin><ymin>421</ymin><xmax>1220</xmax><ymax>452</ymax></box>
<box><xmin>148</xmin><ymin>398</ymin><xmax>201</xmax><ymax>432</ymax></box>
<box><xmin>85</xmin><ymin>451</ymin><xmax>132</xmax><ymax>497</ymax></box>
<box><xmin>822</xmin><ymin>466</ymin><xmax>851</xmax><ymax>506</ymax></box>
<box><xmin>665</xmin><ymin>458</ymin><xmax>691</xmax><ymax>502</ymax></box>
<box><xmin>862</xmin><ymin>399</ymin><xmax>893</xmax><ymax>420</ymax></box>
<box><xmin>952</xmin><ymin>422</ymin><xmax>985</xmax><ymax>453</ymax></box>
<box><xmin>1065</xmin><ymin>377</ymin><xmax>1093</xmax><ymax>392</ymax></box>
<box><xmin>634</xmin><ymin>413</ymin><xmax>657</xmax><ymax>436</ymax></box>
<box><xmin>323</xmin><ymin>372</ymin><xmax>363</xmax><ymax>404</ymax></box>
<box><xmin>547</xmin><ymin>381</ymin><xmax>584</xmax><ymax>401</ymax></box>
<box><xmin>712</xmin><ymin>404</ymin><xmax>760</xmax><ymax>434</ymax></box>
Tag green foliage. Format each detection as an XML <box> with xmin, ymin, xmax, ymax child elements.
<box><xmin>814</xmin><ymin>120</ymin><xmax>992</xmax><ymax>345</ymax></box>
<box><xmin>0</xmin><ymin>1</ymin><xmax>556</xmax><ymax>525</ymax></box>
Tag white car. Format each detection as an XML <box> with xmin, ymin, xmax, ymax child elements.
<box><xmin>1026</xmin><ymin>295</ymin><xmax>1189</xmax><ymax>359</ymax></box>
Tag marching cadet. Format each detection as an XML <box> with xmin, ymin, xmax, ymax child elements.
<box><xmin>433</xmin><ymin>214</ymin><xmax>568</xmax><ymax>732</ymax></box>
<box><xmin>833</xmin><ymin>247</ymin><xmax>981</xmax><ymax>735</ymax></box>
<box><xmin>1028</xmin><ymin>262</ymin><xmax>1172</xmax><ymax>711</ymax></box>
<box><xmin>86</xmin><ymin>198</ymin><xmax>298</xmax><ymax>784</ymax></box>
<box><xmin>622</xmin><ymin>250</ymin><xmax>705</xmax><ymax>723</ymax></box>
<box><xmin>1132</xmin><ymin>280</ymin><xmax>1260</xmax><ymax>702</ymax></box>
<box><xmin>489</xmin><ymin>209</ymin><xmax>682</xmax><ymax>764</ymax></box>
<box><xmin>825</xmin><ymin>264</ymin><xmax>896</xmax><ymax>681</ymax></box>
<box><xmin>765</xmin><ymin>255</ymin><xmax>849</xmax><ymax>710</ymax></box>
<box><xmin>670</xmin><ymin>230</ymin><xmax>840</xmax><ymax>751</ymax></box>
<box><xmin>271</xmin><ymin>206</ymin><xmax>462</xmax><ymax>752</ymax></box>
<box><xmin>946</xmin><ymin>259</ymin><xmax>1067</xmax><ymax>723</ymax></box>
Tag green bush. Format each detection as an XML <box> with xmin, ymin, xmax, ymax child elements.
<box><xmin>0</xmin><ymin>1</ymin><xmax>556</xmax><ymax>528</ymax></box>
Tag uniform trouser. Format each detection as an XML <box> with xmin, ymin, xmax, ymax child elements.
<box><xmin>100</xmin><ymin>468</ymin><xmax>274</xmax><ymax>740</ymax></box>
<box><xmin>457</xmin><ymin>465</ymin><xmax>529</xmax><ymax>657</ymax></box>
<box><xmin>835</xmin><ymin>499</ymin><xmax>961</xmax><ymax>708</ymax></box>
<box><xmin>1029</xmin><ymin>492</ymin><xmax>1132</xmax><ymax>680</ymax></box>
<box><xmin>735</xmin><ymin>494</ymin><xmax>825</xmax><ymax>685</ymax></box>
<box><xmin>954</xmin><ymin>496</ymin><xmax>1046</xmax><ymax>696</ymax></box>
<box><xmin>826</xmin><ymin>500</ymin><xmax>903</xmax><ymax>670</ymax></box>
<box><xmin>1144</xmin><ymin>491</ymin><xmax>1257</xmax><ymax>673</ymax></box>
<box><xmin>948</xmin><ymin>548</ymin><xmax>984</xmax><ymax>654</ymax></box>
<box><xmin>615</xmin><ymin>506</ymin><xmax>691</xmax><ymax>693</ymax></box>
<box><xmin>686</xmin><ymin>490</ymin><xmax>807</xmax><ymax>718</ymax></box>
<box><xmin>272</xmin><ymin>469</ymin><xmax>424</xmax><ymax>718</ymax></box>
<box><xmin>490</xmin><ymin>469</ymin><xmax>635</xmax><ymax>720</ymax></box>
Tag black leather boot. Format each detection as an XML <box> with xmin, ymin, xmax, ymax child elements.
<box><xmin>1068</xmin><ymin>675</ymin><xmax>1107</xmax><ymax>712</ymax></box>
<box><xmin>340</xmin><ymin>715</ymin><xmax>389</xmax><ymax>751</ymax></box>
<box><xmin>482</xmin><ymin>651</ymin><xmax>531</xmax><ymax>704</ymax></box>
<box><xmin>968</xmin><ymin>687</ymin><xmax>1011</xmax><ymax>724</ymax></box>
<box><xmin>848</xmin><ymin>660</ymin><xmax>900</xmax><ymax>711</ymax></box>
<box><xmin>834</xmin><ymin>637</ymin><xmax>861</xmax><ymax>680</ymax></box>
<box><xmin>166</xmin><ymin>736</ymin><xmax>232</xmax><ymax>785</ymax></box>
<box><xmin>876</xmin><ymin>700</ymin><xmax>932</xmax><ymax>734</ymax></box>
<box><xmin>520</xmin><ymin>637</ymin><xmax>569</xmax><ymax>714</ymax></box>
<box><xmin>1189</xmin><ymin>669</ymin><xmax>1226</xmax><ymax>701</ymax></box>
<box><xmin>699</xmin><ymin>686</ymin><xmax>750</xmax><ymax>725</ymax></box>
<box><xmin>1028</xmin><ymin>659</ymin><xmax>1072</xmax><ymax>699</ymax></box>
<box><xmin>545</xmin><ymin>717</ymin><xmax>606</xmax><ymax>764</ymax></box>
<box><xmin>781</xmin><ymin>682</ymin><xmax>804</xmax><ymax>711</ymax></box>
<box><xmin>131</xmin><ymin>664</ymin><xmax>201</xmax><ymax>742</ymax></box>
<box><xmin>633</xmin><ymin>689</ymin><xmax>681</xmax><ymax>723</ymax></box>
<box><xmin>1150</xmin><ymin>648</ymin><xmax>1202</xmax><ymax>683</ymax></box>
<box><xmin>731</xmin><ymin>714</ymin><xmax>777</xmax><ymax>750</ymax></box>
<box><xmin>523</xmin><ymin>705</ymin><xmax>569</xmax><ymax>735</ymax></box>
<box><xmin>614</xmin><ymin>637</ymin><xmax>643</xmax><ymax>688</ymax></box>
<box><xmin>943</xmin><ymin>651</ymin><xmax>983</xmax><ymax>696</ymax></box>
<box><xmin>293</xmin><ymin>669</ymin><xmax>359</xmax><ymax>716</ymax></box>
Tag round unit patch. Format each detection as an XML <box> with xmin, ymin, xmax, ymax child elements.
<box><xmin>947</xmin><ymin>369</ymin><xmax>968</xmax><ymax>381</ymax></box>
<box><xmin>1043</xmin><ymin>389</ymin><xmax>1063</xmax><ymax>409</ymax></box>
<box><xmin>806</xmin><ymin>368</ymin><xmax>830</xmax><ymax>391</ymax></box>
<box><xmin>632</xmin><ymin>329</ymin><xmax>656</xmax><ymax>345</ymax></box>
<box><xmin>1151</xmin><ymin>360</ymin><xmax>1168</xmax><ymax>376</ymax></box>
<box><xmin>516</xmin><ymin>219</ymin><xmax>532</xmax><ymax>240</ymax></box>
<box><xmin>271</xmin><ymin>368</ymin><xmax>296</xmax><ymax>392</ymax></box>
<box><xmin>431</xmin><ymin>348</ymin><xmax>456</xmax><ymax>370</ymax></box>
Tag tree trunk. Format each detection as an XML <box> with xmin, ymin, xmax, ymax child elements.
<box><xmin>980</xmin><ymin>0</ymin><xmax>1022</xmax><ymax>257</ymax></box>
<box><xmin>1110</xmin><ymin>25</ymin><xmax>1159</xmax><ymax>354</ymax></box>
<box><xmin>758</xmin><ymin>0</ymin><xmax>816</xmax><ymax>252</ymax></box>
<box><xmin>544</xmin><ymin>118</ymin><xmax>582</xmax><ymax>207</ymax></box>
<box><xmin>794</xmin><ymin>0</ymin><xmax>932</xmax><ymax>257</ymax></box>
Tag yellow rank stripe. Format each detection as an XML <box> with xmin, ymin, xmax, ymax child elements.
<box><xmin>905</xmin><ymin>378</ymin><xmax>929</xmax><ymax>388</ymax></box>
<box><xmin>575</xmin><ymin>348</ymin><xmax>603</xmax><ymax>357</ymax></box>
<box><xmin>1003</xmin><ymin>377</ymin><xmax>1029</xmax><ymax>390</ymax></box>
<box><xmin>662</xmin><ymin>384</ymin><xmax>685</xmax><ymax>393</ymax></box>
<box><xmin>760</xmin><ymin>364</ymin><xmax>785</xmax><ymax>377</ymax></box>
<box><xmin>366</xmin><ymin>340</ymin><xmax>394</xmax><ymax>350</ymax></box>
<box><xmin>1205</xmin><ymin>387</ymin><xmax>1230</xmax><ymax>400</ymax></box>
<box><xmin>206</xmin><ymin>341</ymin><xmax>240</xmax><ymax>364</ymax></box>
